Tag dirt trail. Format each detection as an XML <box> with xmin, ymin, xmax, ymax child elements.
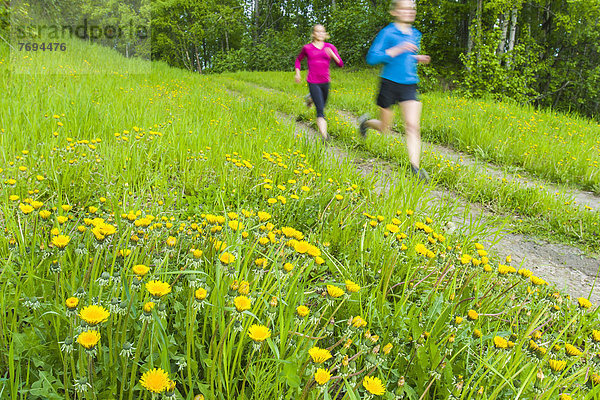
<box><xmin>281</xmin><ymin>113</ymin><xmax>600</xmax><ymax>303</ymax></box>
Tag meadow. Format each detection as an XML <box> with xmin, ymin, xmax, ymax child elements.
<box><xmin>1</xmin><ymin>40</ymin><xmax>600</xmax><ymax>400</ymax></box>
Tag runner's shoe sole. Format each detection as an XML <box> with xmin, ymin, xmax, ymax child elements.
<box><xmin>357</xmin><ymin>114</ymin><xmax>369</xmax><ymax>138</ymax></box>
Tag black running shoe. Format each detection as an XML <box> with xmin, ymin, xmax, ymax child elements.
<box><xmin>357</xmin><ymin>114</ymin><xmax>369</xmax><ymax>138</ymax></box>
<box><xmin>410</xmin><ymin>165</ymin><xmax>430</xmax><ymax>183</ymax></box>
<box><xmin>304</xmin><ymin>94</ymin><xmax>313</xmax><ymax>108</ymax></box>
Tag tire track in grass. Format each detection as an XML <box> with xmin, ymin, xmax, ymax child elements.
<box><xmin>224</xmin><ymin>80</ymin><xmax>600</xmax><ymax>302</ymax></box>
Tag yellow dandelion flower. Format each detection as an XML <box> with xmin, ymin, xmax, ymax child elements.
<box><xmin>493</xmin><ymin>336</ymin><xmax>508</xmax><ymax>349</ymax></box>
<box><xmin>257</xmin><ymin>211</ymin><xmax>271</xmax><ymax>222</ymax></box>
<box><xmin>284</xmin><ymin>262</ymin><xmax>294</xmax><ymax>272</ymax></box>
<box><xmin>140</xmin><ymin>368</ymin><xmax>170</xmax><ymax>393</ymax></box>
<box><xmin>382</xmin><ymin>343</ymin><xmax>393</xmax><ymax>355</ymax></box>
<box><xmin>228</xmin><ymin>220</ymin><xmax>243</xmax><ymax>231</ymax></box>
<box><xmin>51</xmin><ymin>234</ymin><xmax>71</xmax><ymax>249</ymax></box>
<box><xmin>146</xmin><ymin>280</ymin><xmax>171</xmax><ymax>298</ymax></box>
<box><xmin>219</xmin><ymin>252</ymin><xmax>235</xmax><ymax>264</ymax></box>
<box><xmin>77</xmin><ymin>330</ymin><xmax>101</xmax><ymax>349</ymax></box>
<box><xmin>498</xmin><ymin>264</ymin><xmax>516</xmax><ymax>274</ymax></box>
<box><xmin>238</xmin><ymin>281</ymin><xmax>250</xmax><ymax>295</ymax></box>
<box><xmin>518</xmin><ymin>268</ymin><xmax>533</xmax><ymax>277</ymax></box>
<box><xmin>592</xmin><ymin>330</ymin><xmax>600</xmax><ymax>343</ymax></box>
<box><xmin>19</xmin><ymin>203</ymin><xmax>34</xmax><ymax>214</ymax></box>
<box><xmin>314</xmin><ymin>368</ymin><xmax>331</xmax><ymax>385</ymax></box>
<box><xmin>363</xmin><ymin>375</ymin><xmax>386</xmax><ymax>396</ymax></box>
<box><xmin>306</xmin><ymin>244</ymin><xmax>321</xmax><ymax>257</ymax></box>
<box><xmin>351</xmin><ymin>316</ymin><xmax>367</xmax><ymax>328</ymax></box>
<box><xmin>565</xmin><ymin>343</ymin><xmax>582</xmax><ymax>357</ymax></box>
<box><xmin>132</xmin><ymin>264</ymin><xmax>150</xmax><ymax>277</ymax></box>
<box><xmin>79</xmin><ymin>305</ymin><xmax>110</xmax><ymax>325</ymax></box>
<box><xmin>530</xmin><ymin>275</ymin><xmax>547</xmax><ymax>286</ymax></box>
<box><xmin>247</xmin><ymin>324</ymin><xmax>271</xmax><ymax>342</ymax></box>
<box><xmin>326</xmin><ymin>285</ymin><xmax>344</xmax><ymax>298</ymax></box>
<box><xmin>308</xmin><ymin>347</ymin><xmax>332</xmax><ymax>363</ymax></box>
<box><xmin>166</xmin><ymin>236</ymin><xmax>177</xmax><ymax>247</ymax></box>
<box><xmin>143</xmin><ymin>302</ymin><xmax>155</xmax><ymax>313</ymax></box>
<box><xmin>386</xmin><ymin>224</ymin><xmax>400</xmax><ymax>233</ymax></box>
<box><xmin>254</xmin><ymin>258</ymin><xmax>268</xmax><ymax>268</ymax></box>
<box><xmin>294</xmin><ymin>241</ymin><xmax>311</xmax><ymax>254</ymax></box>
<box><xmin>234</xmin><ymin>296</ymin><xmax>251</xmax><ymax>312</ymax></box>
<box><xmin>589</xmin><ymin>373</ymin><xmax>600</xmax><ymax>385</ymax></box>
<box><xmin>467</xmin><ymin>310</ymin><xmax>479</xmax><ymax>320</ymax></box>
<box><xmin>296</xmin><ymin>305</ymin><xmax>309</xmax><ymax>317</ymax></box>
<box><xmin>548</xmin><ymin>359</ymin><xmax>567</xmax><ymax>372</ymax></box>
<box><xmin>39</xmin><ymin>209</ymin><xmax>51</xmax><ymax>219</ymax></box>
<box><xmin>578</xmin><ymin>297</ymin><xmax>592</xmax><ymax>309</ymax></box>
<box><xmin>473</xmin><ymin>329</ymin><xmax>482</xmax><ymax>338</ymax></box>
<box><xmin>345</xmin><ymin>280</ymin><xmax>361</xmax><ymax>293</ymax></box>
<box><xmin>194</xmin><ymin>287</ymin><xmax>207</xmax><ymax>301</ymax></box>
<box><xmin>65</xmin><ymin>297</ymin><xmax>79</xmax><ymax>309</ymax></box>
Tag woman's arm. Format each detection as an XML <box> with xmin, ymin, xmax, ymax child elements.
<box><xmin>294</xmin><ymin>45</ymin><xmax>307</xmax><ymax>83</ymax></box>
<box><xmin>326</xmin><ymin>44</ymin><xmax>343</xmax><ymax>67</ymax></box>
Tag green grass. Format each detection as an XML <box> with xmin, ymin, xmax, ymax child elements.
<box><xmin>1</xmin><ymin>40</ymin><xmax>600</xmax><ymax>400</ymax></box>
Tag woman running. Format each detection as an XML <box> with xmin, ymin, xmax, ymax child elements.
<box><xmin>295</xmin><ymin>24</ymin><xmax>343</xmax><ymax>142</ymax></box>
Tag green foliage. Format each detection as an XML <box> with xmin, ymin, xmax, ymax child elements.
<box><xmin>327</xmin><ymin>2</ymin><xmax>386</xmax><ymax>67</ymax></box>
<box><xmin>458</xmin><ymin>30</ymin><xmax>541</xmax><ymax>103</ymax></box>
<box><xmin>210</xmin><ymin>30</ymin><xmax>304</xmax><ymax>73</ymax></box>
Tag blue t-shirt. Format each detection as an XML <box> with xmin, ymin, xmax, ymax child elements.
<box><xmin>366</xmin><ymin>24</ymin><xmax>421</xmax><ymax>84</ymax></box>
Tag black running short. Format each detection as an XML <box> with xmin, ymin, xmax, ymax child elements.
<box><xmin>376</xmin><ymin>79</ymin><xmax>418</xmax><ymax>109</ymax></box>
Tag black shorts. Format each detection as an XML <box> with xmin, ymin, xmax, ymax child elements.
<box><xmin>376</xmin><ymin>79</ymin><xmax>418</xmax><ymax>109</ymax></box>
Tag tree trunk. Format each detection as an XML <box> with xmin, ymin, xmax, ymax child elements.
<box><xmin>506</xmin><ymin>8</ymin><xmax>518</xmax><ymax>67</ymax></box>
<box><xmin>497</xmin><ymin>12</ymin><xmax>509</xmax><ymax>55</ymax></box>
<box><xmin>194</xmin><ymin>43</ymin><xmax>202</xmax><ymax>74</ymax></box>
<box><xmin>253</xmin><ymin>0</ymin><xmax>259</xmax><ymax>43</ymax></box>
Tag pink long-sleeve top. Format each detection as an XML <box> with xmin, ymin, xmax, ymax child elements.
<box><xmin>295</xmin><ymin>43</ymin><xmax>343</xmax><ymax>84</ymax></box>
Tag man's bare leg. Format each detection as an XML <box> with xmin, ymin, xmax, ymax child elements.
<box><xmin>364</xmin><ymin>107</ymin><xmax>394</xmax><ymax>134</ymax></box>
<box><xmin>401</xmin><ymin>100</ymin><xmax>422</xmax><ymax>168</ymax></box>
